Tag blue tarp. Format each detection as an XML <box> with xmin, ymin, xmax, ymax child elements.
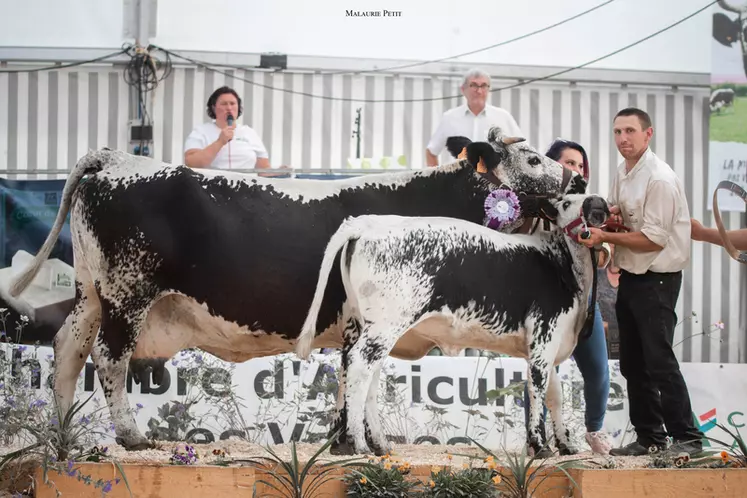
<box><xmin>0</xmin><ymin>179</ymin><xmax>71</xmax><ymax>268</ymax></box>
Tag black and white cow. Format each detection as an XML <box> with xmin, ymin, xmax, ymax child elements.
<box><xmin>710</xmin><ymin>88</ymin><xmax>735</xmax><ymax>113</ymax></box>
<box><xmin>6</xmin><ymin>126</ymin><xmax>584</xmax><ymax>452</ymax></box>
<box><xmin>297</xmin><ymin>194</ymin><xmax>609</xmax><ymax>457</ymax></box>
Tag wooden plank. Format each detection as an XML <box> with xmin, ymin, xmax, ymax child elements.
<box><xmin>40</xmin><ymin>463</ymin><xmax>747</xmax><ymax>497</ymax></box>
<box><xmin>575</xmin><ymin>468</ymin><xmax>747</xmax><ymax>498</ymax></box>
<box><xmin>35</xmin><ymin>464</ymin><xmax>258</xmax><ymax>498</ymax></box>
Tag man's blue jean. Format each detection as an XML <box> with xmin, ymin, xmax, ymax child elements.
<box><xmin>522</xmin><ymin>302</ymin><xmax>610</xmax><ymax>433</ymax></box>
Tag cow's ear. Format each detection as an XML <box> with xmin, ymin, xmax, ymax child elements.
<box><xmin>446</xmin><ymin>136</ymin><xmax>473</xmax><ymax>159</ymax></box>
<box><xmin>465</xmin><ymin>142</ymin><xmax>502</xmax><ymax>173</ymax></box>
<box><xmin>567</xmin><ymin>174</ymin><xmax>587</xmax><ymax>194</ymax></box>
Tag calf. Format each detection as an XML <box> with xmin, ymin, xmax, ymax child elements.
<box><xmin>297</xmin><ymin>193</ymin><xmax>609</xmax><ymax>456</ymax></box>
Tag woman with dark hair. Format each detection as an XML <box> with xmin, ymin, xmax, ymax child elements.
<box><xmin>521</xmin><ymin>138</ymin><xmax>612</xmax><ymax>456</ymax></box>
<box><xmin>184</xmin><ymin>86</ymin><xmax>272</xmax><ymax>172</ymax></box>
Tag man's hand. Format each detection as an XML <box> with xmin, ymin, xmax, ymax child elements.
<box><xmin>607</xmin><ymin>205</ymin><xmax>623</xmax><ymax>226</ymax></box>
<box><xmin>578</xmin><ymin>227</ymin><xmax>605</xmax><ymax>248</ymax></box>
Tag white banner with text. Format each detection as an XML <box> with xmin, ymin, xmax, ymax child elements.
<box><xmin>2</xmin><ymin>344</ymin><xmax>746</xmax><ymax>452</ymax></box>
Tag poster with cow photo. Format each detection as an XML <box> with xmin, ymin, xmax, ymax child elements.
<box><xmin>708</xmin><ymin>2</ymin><xmax>747</xmax><ymax>211</ymax></box>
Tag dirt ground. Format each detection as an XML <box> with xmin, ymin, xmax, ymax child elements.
<box><xmin>105</xmin><ymin>440</ymin><xmax>655</xmax><ymax>470</ymax></box>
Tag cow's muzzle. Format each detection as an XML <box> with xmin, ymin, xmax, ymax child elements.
<box><xmin>582</xmin><ymin>196</ymin><xmax>610</xmax><ymax>228</ymax></box>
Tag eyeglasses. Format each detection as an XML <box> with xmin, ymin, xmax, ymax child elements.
<box><xmin>468</xmin><ymin>83</ymin><xmax>490</xmax><ymax>90</ymax></box>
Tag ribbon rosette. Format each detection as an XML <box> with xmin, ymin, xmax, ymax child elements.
<box><xmin>484</xmin><ymin>189</ymin><xmax>521</xmax><ymax>230</ymax></box>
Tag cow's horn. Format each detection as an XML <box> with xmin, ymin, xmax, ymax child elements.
<box><xmin>502</xmin><ymin>137</ymin><xmax>526</xmax><ymax>145</ymax></box>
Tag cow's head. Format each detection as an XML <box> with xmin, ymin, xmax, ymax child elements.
<box><xmin>446</xmin><ymin>127</ymin><xmax>587</xmax><ymax>232</ymax></box>
<box><xmin>545</xmin><ymin>194</ymin><xmax>610</xmax><ymax>238</ymax></box>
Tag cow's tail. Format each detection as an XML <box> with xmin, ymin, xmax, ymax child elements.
<box><xmin>8</xmin><ymin>151</ymin><xmax>105</xmax><ymax>297</ymax></box>
<box><xmin>296</xmin><ymin>217</ymin><xmax>364</xmax><ymax>360</ymax></box>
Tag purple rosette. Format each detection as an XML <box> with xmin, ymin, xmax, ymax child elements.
<box><xmin>484</xmin><ymin>189</ymin><xmax>521</xmax><ymax>230</ymax></box>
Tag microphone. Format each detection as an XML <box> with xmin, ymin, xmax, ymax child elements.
<box><xmin>226</xmin><ymin>113</ymin><xmax>234</xmax><ymax>169</ymax></box>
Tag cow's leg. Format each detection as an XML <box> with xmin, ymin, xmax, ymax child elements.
<box><xmin>343</xmin><ymin>322</ymin><xmax>399</xmax><ymax>456</ymax></box>
<box><xmin>363</xmin><ymin>366</ymin><xmax>391</xmax><ymax>456</ymax></box>
<box><xmin>53</xmin><ymin>267</ymin><xmax>101</xmax><ymax>415</ymax></box>
<box><xmin>545</xmin><ymin>367</ymin><xmax>577</xmax><ymax>455</ymax></box>
<box><xmin>526</xmin><ymin>354</ymin><xmax>553</xmax><ymax>458</ymax></box>
<box><xmin>91</xmin><ymin>298</ymin><xmax>153</xmax><ymax>451</ymax></box>
<box><xmin>329</xmin><ymin>317</ymin><xmax>357</xmax><ymax>456</ymax></box>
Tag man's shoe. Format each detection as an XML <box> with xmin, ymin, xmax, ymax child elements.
<box><xmin>670</xmin><ymin>440</ymin><xmax>703</xmax><ymax>457</ymax></box>
<box><xmin>609</xmin><ymin>440</ymin><xmax>665</xmax><ymax>456</ymax></box>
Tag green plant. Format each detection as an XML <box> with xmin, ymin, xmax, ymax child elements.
<box><xmin>422</xmin><ymin>465</ymin><xmax>500</xmax><ymax>497</ymax></box>
<box><xmin>345</xmin><ymin>455</ymin><xmax>420</xmax><ymax>498</ymax></box>
<box><xmin>0</xmin><ymin>392</ymin><xmax>133</xmax><ymax>497</ymax></box>
<box><xmin>460</xmin><ymin>438</ymin><xmax>585</xmax><ymax>498</ymax></box>
<box><xmin>240</xmin><ymin>430</ymin><xmax>364</xmax><ymax>498</ymax></box>
<box><xmin>146</xmin><ymin>401</ymin><xmax>199</xmax><ymax>441</ymax></box>
<box><xmin>0</xmin><ymin>312</ymin><xmax>134</xmax><ymax>497</ymax></box>
<box><xmin>703</xmin><ymin>422</ymin><xmax>747</xmax><ymax>468</ymax></box>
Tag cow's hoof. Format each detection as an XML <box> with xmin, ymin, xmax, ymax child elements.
<box><xmin>528</xmin><ymin>443</ymin><xmax>554</xmax><ymax>459</ymax></box>
<box><xmin>534</xmin><ymin>447</ymin><xmax>555</xmax><ymax>459</ymax></box>
<box><xmin>330</xmin><ymin>439</ymin><xmax>356</xmax><ymax>456</ymax></box>
<box><xmin>115</xmin><ymin>436</ymin><xmax>154</xmax><ymax>452</ymax></box>
<box><xmin>557</xmin><ymin>443</ymin><xmax>578</xmax><ymax>456</ymax></box>
<box><xmin>371</xmin><ymin>443</ymin><xmax>392</xmax><ymax>457</ymax></box>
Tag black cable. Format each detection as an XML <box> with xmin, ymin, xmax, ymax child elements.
<box><xmin>118</xmin><ymin>45</ymin><xmax>173</xmax><ymax>155</ymax></box>
<box><xmin>0</xmin><ymin>48</ymin><xmax>129</xmax><ymax>73</ymax></box>
<box><xmin>321</xmin><ymin>0</ymin><xmax>618</xmax><ymax>76</ymax></box>
<box><xmin>154</xmin><ymin>0</ymin><xmax>718</xmax><ymax>104</ymax></box>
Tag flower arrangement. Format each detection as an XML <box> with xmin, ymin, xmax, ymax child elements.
<box><xmin>169</xmin><ymin>444</ymin><xmax>199</xmax><ymax>465</ymax></box>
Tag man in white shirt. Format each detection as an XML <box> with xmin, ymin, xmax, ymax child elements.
<box><xmin>425</xmin><ymin>69</ymin><xmax>523</xmax><ymax>167</ymax></box>
<box><xmin>580</xmin><ymin>107</ymin><xmax>703</xmax><ymax>457</ymax></box>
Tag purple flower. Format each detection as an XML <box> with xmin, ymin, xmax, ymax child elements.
<box><xmin>17</xmin><ymin>345</ymin><xmax>27</xmax><ymax>352</ymax></box>
<box><xmin>102</xmin><ymin>481</ymin><xmax>113</xmax><ymax>493</ymax></box>
<box><xmin>79</xmin><ymin>415</ymin><xmax>91</xmax><ymax>425</ymax></box>
<box><xmin>29</xmin><ymin>399</ymin><xmax>48</xmax><ymax>409</ymax></box>
<box><xmin>484</xmin><ymin>189</ymin><xmax>521</xmax><ymax>230</ymax></box>
<box><xmin>50</xmin><ymin>416</ymin><xmax>59</xmax><ymax>426</ymax></box>
<box><xmin>66</xmin><ymin>460</ymin><xmax>77</xmax><ymax>477</ymax></box>
<box><xmin>136</xmin><ymin>403</ymin><xmax>144</xmax><ymax>409</ymax></box>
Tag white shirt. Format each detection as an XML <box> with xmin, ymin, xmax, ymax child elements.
<box><xmin>608</xmin><ymin>148</ymin><xmax>691</xmax><ymax>274</ymax></box>
<box><xmin>426</xmin><ymin>104</ymin><xmax>523</xmax><ymax>164</ymax></box>
<box><xmin>184</xmin><ymin>121</ymin><xmax>269</xmax><ymax>170</ymax></box>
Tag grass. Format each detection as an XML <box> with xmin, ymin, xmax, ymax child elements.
<box><xmin>710</xmin><ymin>96</ymin><xmax>747</xmax><ymax>144</ymax></box>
